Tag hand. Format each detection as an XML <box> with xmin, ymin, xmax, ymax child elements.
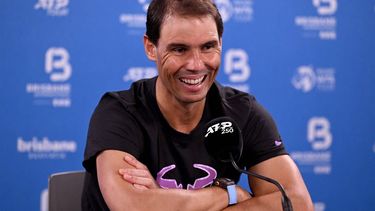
<box><xmin>118</xmin><ymin>154</ymin><xmax>159</xmax><ymax>190</ymax></box>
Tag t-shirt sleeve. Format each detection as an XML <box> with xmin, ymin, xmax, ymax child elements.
<box><xmin>82</xmin><ymin>93</ymin><xmax>144</xmax><ymax>172</ymax></box>
<box><xmin>241</xmin><ymin>99</ymin><xmax>288</xmax><ymax>169</ymax></box>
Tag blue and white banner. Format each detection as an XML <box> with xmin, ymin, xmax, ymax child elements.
<box><xmin>1</xmin><ymin>0</ymin><xmax>374</xmax><ymax>210</ymax></box>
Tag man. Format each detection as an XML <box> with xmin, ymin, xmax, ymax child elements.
<box><xmin>82</xmin><ymin>0</ymin><xmax>313</xmax><ymax>210</ymax></box>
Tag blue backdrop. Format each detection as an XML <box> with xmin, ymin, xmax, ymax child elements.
<box><xmin>1</xmin><ymin>0</ymin><xmax>374</xmax><ymax>210</ymax></box>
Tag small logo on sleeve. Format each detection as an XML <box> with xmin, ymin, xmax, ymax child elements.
<box><xmin>275</xmin><ymin>140</ymin><xmax>283</xmax><ymax>147</ymax></box>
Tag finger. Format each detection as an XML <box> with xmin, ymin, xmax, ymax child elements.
<box><xmin>119</xmin><ymin>169</ymin><xmax>160</xmax><ymax>189</ymax></box>
<box><xmin>133</xmin><ymin>184</ymin><xmax>148</xmax><ymax>190</ymax></box>
<box><xmin>121</xmin><ymin>173</ymin><xmax>156</xmax><ymax>188</ymax></box>
<box><xmin>119</xmin><ymin>168</ymin><xmax>149</xmax><ymax>177</ymax></box>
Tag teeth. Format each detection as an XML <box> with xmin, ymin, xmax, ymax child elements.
<box><xmin>180</xmin><ymin>76</ymin><xmax>204</xmax><ymax>85</ymax></box>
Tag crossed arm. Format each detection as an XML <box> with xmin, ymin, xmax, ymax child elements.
<box><xmin>97</xmin><ymin>150</ymin><xmax>250</xmax><ymax>211</ymax></box>
<box><xmin>97</xmin><ymin>150</ymin><xmax>313</xmax><ymax>211</ymax></box>
<box><xmin>222</xmin><ymin>155</ymin><xmax>313</xmax><ymax>211</ymax></box>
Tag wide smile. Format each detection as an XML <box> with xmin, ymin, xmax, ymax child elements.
<box><xmin>179</xmin><ymin>75</ymin><xmax>207</xmax><ymax>86</ymax></box>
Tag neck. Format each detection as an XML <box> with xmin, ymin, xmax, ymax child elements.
<box><xmin>156</xmin><ymin>81</ymin><xmax>206</xmax><ymax>134</ymax></box>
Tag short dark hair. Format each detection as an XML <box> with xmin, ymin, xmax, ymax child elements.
<box><xmin>146</xmin><ymin>0</ymin><xmax>224</xmax><ymax>45</ymax></box>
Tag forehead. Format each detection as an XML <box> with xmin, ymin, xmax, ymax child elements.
<box><xmin>158</xmin><ymin>15</ymin><xmax>219</xmax><ymax>45</ymax></box>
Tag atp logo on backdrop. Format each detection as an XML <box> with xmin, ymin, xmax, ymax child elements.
<box><xmin>294</xmin><ymin>0</ymin><xmax>337</xmax><ymax>40</ymax></box>
<box><xmin>291</xmin><ymin>65</ymin><xmax>335</xmax><ymax>93</ymax></box>
<box><xmin>123</xmin><ymin>67</ymin><xmax>158</xmax><ymax>83</ymax></box>
<box><xmin>223</xmin><ymin>49</ymin><xmax>251</xmax><ymax>93</ymax></box>
<box><xmin>290</xmin><ymin>117</ymin><xmax>333</xmax><ymax>175</ymax></box>
<box><xmin>26</xmin><ymin>47</ymin><xmax>72</xmax><ymax>108</ymax></box>
<box><xmin>214</xmin><ymin>0</ymin><xmax>254</xmax><ymax>23</ymax></box>
<box><xmin>34</xmin><ymin>0</ymin><xmax>69</xmax><ymax>16</ymax></box>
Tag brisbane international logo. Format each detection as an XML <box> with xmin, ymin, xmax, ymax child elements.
<box><xmin>291</xmin><ymin>65</ymin><xmax>335</xmax><ymax>93</ymax></box>
<box><xmin>290</xmin><ymin>117</ymin><xmax>333</xmax><ymax>175</ymax></box>
<box><xmin>294</xmin><ymin>0</ymin><xmax>338</xmax><ymax>40</ymax></box>
<box><xmin>214</xmin><ymin>0</ymin><xmax>254</xmax><ymax>23</ymax></box>
<box><xmin>119</xmin><ymin>0</ymin><xmax>150</xmax><ymax>32</ymax></box>
<box><xmin>26</xmin><ymin>47</ymin><xmax>72</xmax><ymax>107</ymax></box>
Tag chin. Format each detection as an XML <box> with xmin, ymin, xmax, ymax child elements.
<box><xmin>179</xmin><ymin>94</ymin><xmax>207</xmax><ymax>104</ymax></box>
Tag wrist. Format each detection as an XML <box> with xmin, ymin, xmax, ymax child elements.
<box><xmin>213</xmin><ymin>178</ymin><xmax>237</xmax><ymax>206</ymax></box>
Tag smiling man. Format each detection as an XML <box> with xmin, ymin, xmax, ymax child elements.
<box><xmin>82</xmin><ymin>0</ymin><xmax>313</xmax><ymax>210</ymax></box>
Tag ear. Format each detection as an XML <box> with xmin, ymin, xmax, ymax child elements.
<box><xmin>144</xmin><ymin>35</ymin><xmax>157</xmax><ymax>61</ymax></box>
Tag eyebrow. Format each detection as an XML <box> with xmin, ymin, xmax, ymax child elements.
<box><xmin>166</xmin><ymin>40</ymin><xmax>219</xmax><ymax>50</ymax></box>
<box><xmin>202</xmin><ymin>40</ymin><xmax>219</xmax><ymax>47</ymax></box>
<box><xmin>166</xmin><ymin>43</ymin><xmax>189</xmax><ymax>50</ymax></box>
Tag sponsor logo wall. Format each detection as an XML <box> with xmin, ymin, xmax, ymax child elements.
<box><xmin>1</xmin><ymin>0</ymin><xmax>374</xmax><ymax>210</ymax></box>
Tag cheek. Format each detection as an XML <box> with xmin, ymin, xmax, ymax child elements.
<box><xmin>202</xmin><ymin>52</ymin><xmax>221</xmax><ymax>69</ymax></box>
<box><xmin>160</xmin><ymin>55</ymin><xmax>183</xmax><ymax>74</ymax></box>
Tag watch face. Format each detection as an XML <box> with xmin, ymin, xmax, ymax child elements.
<box><xmin>222</xmin><ymin>178</ymin><xmax>235</xmax><ymax>185</ymax></box>
<box><xmin>214</xmin><ymin>177</ymin><xmax>235</xmax><ymax>188</ymax></box>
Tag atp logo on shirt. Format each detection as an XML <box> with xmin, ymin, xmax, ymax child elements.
<box><xmin>156</xmin><ymin>164</ymin><xmax>217</xmax><ymax>190</ymax></box>
<box><xmin>205</xmin><ymin>121</ymin><xmax>234</xmax><ymax>138</ymax></box>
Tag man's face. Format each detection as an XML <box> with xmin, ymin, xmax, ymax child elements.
<box><xmin>153</xmin><ymin>15</ymin><xmax>222</xmax><ymax>104</ymax></box>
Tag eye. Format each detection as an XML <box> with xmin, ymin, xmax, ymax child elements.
<box><xmin>172</xmin><ymin>46</ymin><xmax>187</xmax><ymax>54</ymax></box>
<box><xmin>202</xmin><ymin>42</ymin><xmax>216</xmax><ymax>51</ymax></box>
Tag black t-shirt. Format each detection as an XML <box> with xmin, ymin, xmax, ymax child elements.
<box><xmin>82</xmin><ymin>77</ymin><xmax>287</xmax><ymax>210</ymax></box>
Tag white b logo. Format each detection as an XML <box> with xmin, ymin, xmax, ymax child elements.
<box><xmin>224</xmin><ymin>49</ymin><xmax>251</xmax><ymax>83</ymax></box>
<box><xmin>313</xmin><ymin>0</ymin><xmax>337</xmax><ymax>15</ymax></box>
<box><xmin>307</xmin><ymin>117</ymin><xmax>332</xmax><ymax>150</ymax></box>
<box><xmin>45</xmin><ymin>47</ymin><xmax>72</xmax><ymax>82</ymax></box>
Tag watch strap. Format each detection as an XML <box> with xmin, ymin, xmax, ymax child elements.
<box><xmin>227</xmin><ymin>184</ymin><xmax>237</xmax><ymax>205</ymax></box>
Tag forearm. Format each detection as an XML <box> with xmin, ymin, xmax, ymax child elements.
<box><xmin>98</xmin><ymin>150</ymin><xmax>230</xmax><ymax>211</ymax></box>
<box><xmin>225</xmin><ymin>155</ymin><xmax>313</xmax><ymax>210</ymax></box>
<box><xmin>222</xmin><ymin>188</ymin><xmax>313</xmax><ymax>211</ymax></box>
<box><xmin>118</xmin><ymin>186</ymin><xmax>229</xmax><ymax>211</ymax></box>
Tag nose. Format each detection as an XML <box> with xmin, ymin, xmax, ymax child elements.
<box><xmin>185</xmin><ymin>49</ymin><xmax>205</xmax><ymax>71</ymax></box>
